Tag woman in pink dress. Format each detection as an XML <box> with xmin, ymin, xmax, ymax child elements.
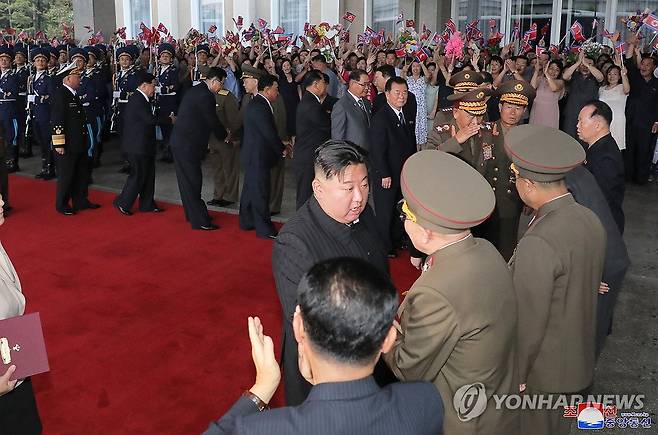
<box><xmin>529</xmin><ymin>59</ymin><xmax>565</xmax><ymax>128</ymax></box>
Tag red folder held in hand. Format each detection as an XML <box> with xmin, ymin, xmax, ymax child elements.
<box><xmin>0</xmin><ymin>312</ymin><xmax>49</xmax><ymax>381</ymax></box>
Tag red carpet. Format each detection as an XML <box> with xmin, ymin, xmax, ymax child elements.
<box><xmin>2</xmin><ymin>175</ymin><xmax>420</xmax><ymax>434</ymax></box>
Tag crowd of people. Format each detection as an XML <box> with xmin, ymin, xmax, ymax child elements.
<box><xmin>0</xmin><ymin>15</ymin><xmax>656</xmax><ymax>434</ymax></box>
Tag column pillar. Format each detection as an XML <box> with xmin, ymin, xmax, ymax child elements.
<box><xmin>73</xmin><ymin>0</ymin><xmax>117</xmax><ymax>43</ymax></box>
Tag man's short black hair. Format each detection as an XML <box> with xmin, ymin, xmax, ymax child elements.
<box><xmin>302</xmin><ymin>69</ymin><xmax>325</xmax><ymax>89</ymax></box>
<box><xmin>141</xmin><ymin>48</ymin><xmax>150</xmax><ymax>55</ymax></box>
<box><xmin>314</xmin><ymin>139</ymin><xmax>368</xmax><ymax>180</ymax></box>
<box><xmin>348</xmin><ymin>68</ymin><xmax>367</xmax><ymax>82</ymax></box>
<box><xmin>584</xmin><ymin>99</ymin><xmax>613</xmax><ymax>126</ymax></box>
<box><xmin>297</xmin><ymin>257</ymin><xmax>397</xmax><ymax>365</ymax></box>
<box><xmin>385</xmin><ymin>49</ymin><xmax>396</xmax><ymax>57</ymax></box>
<box><xmin>205</xmin><ymin>66</ymin><xmax>226</xmax><ymax>81</ymax></box>
<box><xmin>136</xmin><ymin>71</ymin><xmax>155</xmax><ymax>86</ymax></box>
<box><xmin>376</xmin><ymin>64</ymin><xmax>396</xmax><ymax>79</ymax></box>
<box><xmin>515</xmin><ymin>55</ymin><xmax>529</xmax><ymax>63</ymax></box>
<box><xmin>641</xmin><ymin>54</ymin><xmax>658</xmax><ymax>66</ymax></box>
<box><xmin>311</xmin><ymin>54</ymin><xmax>326</xmax><ymax>63</ymax></box>
<box><xmin>385</xmin><ymin>76</ymin><xmax>407</xmax><ymax>92</ymax></box>
<box><xmin>257</xmin><ymin>73</ymin><xmax>278</xmax><ymax>91</ymax></box>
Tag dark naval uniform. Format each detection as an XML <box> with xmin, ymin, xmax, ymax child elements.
<box><xmin>13</xmin><ymin>54</ymin><xmax>30</xmax><ymax>163</ymax></box>
<box><xmin>208</xmin><ymin>88</ymin><xmax>242</xmax><ymax>205</ymax></box>
<box><xmin>30</xmin><ymin>49</ymin><xmax>57</xmax><ymax>179</ymax></box>
<box><xmin>51</xmin><ymin>65</ymin><xmax>96</xmax><ymax>214</ymax></box>
<box><xmin>0</xmin><ymin>47</ymin><xmax>19</xmax><ymax>173</ymax></box>
<box><xmin>506</xmin><ymin>125</ymin><xmax>606</xmax><ymax>435</ymax></box>
<box><xmin>384</xmin><ymin>150</ymin><xmax>520</xmax><ymax>435</ymax></box>
<box><xmin>113</xmin><ymin>47</ymin><xmax>140</xmax><ymax>136</ymax></box>
<box><xmin>155</xmin><ymin>43</ymin><xmax>179</xmax><ymax>162</ymax></box>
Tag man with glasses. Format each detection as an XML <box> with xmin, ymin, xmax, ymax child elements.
<box><xmin>384</xmin><ymin>150</ymin><xmax>519</xmax><ymax>435</ymax></box>
<box><xmin>331</xmin><ymin>69</ymin><xmax>371</xmax><ymax>151</ymax></box>
<box><xmin>506</xmin><ymin>125</ymin><xmax>605</xmax><ymax>435</ymax></box>
<box><xmin>170</xmin><ymin>67</ymin><xmax>227</xmax><ymax>230</ymax></box>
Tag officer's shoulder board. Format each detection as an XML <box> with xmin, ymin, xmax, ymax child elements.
<box><xmin>435</xmin><ymin>124</ymin><xmax>451</xmax><ymax>133</ymax></box>
<box><xmin>52</xmin><ymin>124</ymin><xmax>65</xmax><ymax>146</ymax></box>
<box><xmin>217</xmin><ymin>89</ymin><xmax>229</xmax><ymax>96</ymax></box>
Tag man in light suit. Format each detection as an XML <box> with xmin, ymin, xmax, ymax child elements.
<box><xmin>331</xmin><ymin>69</ymin><xmax>371</xmax><ymax>150</ymax></box>
<box><xmin>204</xmin><ymin>257</ymin><xmax>444</xmax><ymax>435</ymax></box>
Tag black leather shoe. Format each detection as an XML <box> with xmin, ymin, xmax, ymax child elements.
<box><xmin>257</xmin><ymin>232</ymin><xmax>278</xmax><ymax>240</ymax></box>
<box><xmin>118</xmin><ymin>164</ymin><xmax>130</xmax><ymax>174</ymax></box>
<box><xmin>114</xmin><ymin>204</ymin><xmax>133</xmax><ymax>216</ymax></box>
<box><xmin>43</xmin><ymin>172</ymin><xmax>56</xmax><ymax>180</ymax></box>
<box><xmin>35</xmin><ymin>171</ymin><xmax>46</xmax><ymax>179</ymax></box>
<box><xmin>147</xmin><ymin>207</ymin><xmax>164</xmax><ymax>213</ymax></box>
<box><xmin>80</xmin><ymin>203</ymin><xmax>101</xmax><ymax>210</ymax></box>
<box><xmin>196</xmin><ymin>224</ymin><xmax>219</xmax><ymax>231</ymax></box>
<box><xmin>57</xmin><ymin>208</ymin><xmax>75</xmax><ymax>216</ymax></box>
<box><xmin>270</xmin><ymin>211</ymin><xmax>281</xmax><ymax>216</ymax></box>
<box><xmin>207</xmin><ymin>199</ymin><xmax>235</xmax><ymax>207</ymax></box>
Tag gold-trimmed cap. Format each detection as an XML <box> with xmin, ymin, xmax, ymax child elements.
<box><xmin>447</xmin><ymin>88</ymin><xmax>491</xmax><ymax>115</ymax></box>
<box><xmin>496</xmin><ymin>79</ymin><xmax>536</xmax><ymax>107</ymax></box>
<box><xmin>401</xmin><ymin>150</ymin><xmax>495</xmax><ymax>234</ymax></box>
<box><xmin>448</xmin><ymin>70</ymin><xmax>485</xmax><ymax>92</ymax></box>
<box><xmin>504</xmin><ymin>125</ymin><xmax>585</xmax><ymax>182</ymax></box>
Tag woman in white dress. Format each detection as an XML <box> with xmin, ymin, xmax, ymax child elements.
<box><xmin>598</xmin><ymin>55</ymin><xmax>630</xmax><ymax>151</ymax></box>
<box><xmin>425</xmin><ymin>62</ymin><xmax>441</xmax><ymax>135</ymax></box>
<box><xmin>402</xmin><ymin>60</ymin><xmax>431</xmax><ymax>148</ymax></box>
<box><xmin>0</xmin><ymin>195</ymin><xmax>42</xmax><ymax>433</ymax></box>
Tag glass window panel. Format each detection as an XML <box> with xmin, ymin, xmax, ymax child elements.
<box><xmin>131</xmin><ymin>0</ymin><xmax>150</xmax><ymax>39</ymax></box>
<box><xmin>457</xmin><ymin>0</ymin><xmax>503</xmax><ymax>34</ymax></box>
<box><xmin>280</xmin><ymin>0</ymin><xmax>308</xmax><ymax>36</ymax></box>
<box><xmin>510</xmin><ymin>0</ymin><xmax>553</xmax><ymax>41</ymax></box>
<box><xmin>372</xmin><ymin>0</ymin><xmax>399</xmax><ymax>38</ymax></box>
<box><xmin>200</xmin><ymin>0</ymin><xmax>224</xmax><ymax>35</ymax></box>
<box><xmin>560</xmin><ymin>0</ymin><xmax>606</xmax><ymax>44</ymax></box>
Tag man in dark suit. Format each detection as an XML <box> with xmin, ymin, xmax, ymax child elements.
<box><xmin>114</xmin><ymin>72</ymin><xmax>174</xmax><ymax>215</ymax></box>
<box><xmin>330</xmin><ymin>69</ymin><xmax>371</xmax><ymax>150</ymax></box>
<box><xmin>565</xmin><ymin>165</ymin><xmax>630</xmax><ymax>357</ymax></box>
<box><xmin>371</xmin><ymin>64</ymin><xmax>417</xmax><ymax>128</ymax></box>
<box><xmin>293</xmin><ymin>70</ymin><xmax>331</xmax><ymax>209</ymax></box>
<box><xmin>204</xmin><ymin>257</ymin><xmax>443</xmax><ymax>435</ymax></box>
<box><xmin>369</xmin><ymin>77</ymin><xmax>417</xmax><ymax>256</ymax></box>
<box><xmin>170</xmin><ymin>67</ymin><xmax>226</xmax><ymax>230</ymax></box>
<box><xmin>239</xmin><ymin>73</ymin><xmax>285</xmax><ymax>239</ymax></box>
<box><xmin>50</xmin><ymin>63</ymin><xmax>100</xmax><ymax>215</ymax></box>
<box><xmin>577</xmin><ymin>100</ymin><xmax>625</xmax><ymax>233</ymax></box>
<box><xmin>272</xmin><ymin>141</ymin><xmax>391</xmax><ymax>406</ymax></box>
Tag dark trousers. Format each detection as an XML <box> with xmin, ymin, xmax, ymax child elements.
<box><xmin>34</xmin><ymin>117</ymin><xmax>53</xmax><ymax>169</ymax></box>
<box><xmin>0</xmin><ymin>378</ymin><xmax>42</xmax><ymax>435</ymax></box>
<box><xmin>0</xmin><ymin>154</ymin><xmax>7</xmax><ymax>206</ymax></box>
<box><xmin>115</xmin><ymin>154</ymin><xmax>157</xmax><ymax>212</ymax></box>
<box><xmin>239</xmin><ymin>164</ymin><xmax>275</xmax><ymax>237</ymax></box>
<box><xmin>478</xmin><ymin>211</ymin><xmax>521</xmax><ymax>261</ymax></box>
<box><xmin>0</xmin><ymin>108</ymin><xmax>17</xmax><ymax>160</ymax></box>
<box><xmin>15</xmin><ymin>96</ymin><xmax>26</xmax><ymax>157</ymax></box>
<box><xmin>55</xmin><ymin>150</ymin><xmax>90</xmax><ymax>211</ymax></box>
<box><xmin>293</xmin><ymin>157</ymin><xmax>314</xmax><ymax>210</ymax></box>
<box><xmin>172</xmin><ymin>148</ymin><xmax>211</xmax><ymax>228</ymax></box>
<box><xmin>596</xmin><ymin>273</ymin><xmax>626</xmax><ymax>358</ymax></box>
<box><xmin>625</xmin><ymin>121</ymin><xmax>656</xmax><ymax>184</ymax></box>
<box><xmin>281</xmin><ymin>322</ymin><xmax>311</xmax><ymax>406</ymax></box>
<box><xmin>373</xmin><ymin>183</ymin><xmax>402</xmax><ymax>252</ymax></box>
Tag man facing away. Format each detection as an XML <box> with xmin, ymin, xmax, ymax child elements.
<box><xmin>204</xmin><ymin>257</ymin><xmax>443</xmax><ymax>435</ymax></box>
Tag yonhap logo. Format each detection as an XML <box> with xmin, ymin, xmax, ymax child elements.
<box><xmin>453</xmin><ymin>383</ymin><xmax>487</xmax><ymax>421</ymax></box>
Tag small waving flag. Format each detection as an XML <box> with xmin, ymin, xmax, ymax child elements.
<box><xmin>570</xmin><ymin>21</ymin><xmax>585</xmax><ymax>42</ymax></box>
<box><xmin>343</xmin><ymin>12</ymin><xmax>356</xmax><ymax>23</ymax></box>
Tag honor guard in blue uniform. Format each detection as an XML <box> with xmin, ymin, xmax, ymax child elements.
<box><xmin>84</xmin><ymin>46</ymin><xmax>108</xmax><ymax>164</ymax></box>
<box><xmin>47</xmin><ymin>46</ymin><xmax>60</xmax><ymax>79</ymax></box>
<box><xmin>13</xmin><ymin>43</ymin><xmax>30</xmax><ymax>162</ymax></box>
<box><xmin>70</xmin><ymin>48</ymin><xmax>97</xmax><ymax>167</ymax></box>
<box><xmin>30</xmin><ymin>48</ymin><xmax>57</xmax><ymax>180</ymax></box>
<box><xmin>155</xmin><ymin>43</ymin><xmax>179</xmax><ymax>162</ymax></box>
<box><xmin>112</xmin><ymin>46</ymin><xmax>140</xmax><ymax>136</ymax></box>
<box><xmin>0</xmin><ymin>47</ymin><xmax>19</xmax><ymax>174</ymax></box>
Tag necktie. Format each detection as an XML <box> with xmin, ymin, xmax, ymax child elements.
<box><xmin>399</xmin><ymin>111</ymin><xmax>405</xmax><ymax>126</ymax></box>
<box><xmin>358</xmin><ymin>99</ymin><xmax>370</xmax><ymax>126</ymax></box>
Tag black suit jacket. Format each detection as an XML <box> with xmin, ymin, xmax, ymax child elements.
<box><xmin>170</xmin><ymin>82</ymin><xmax>226</xmax><ymax>161</ymax></box>
<box><xmin>293</xmin><ymin>91</ymin><xmax>331</xmax><ymax>168</ymax></box>
<box><xmin>372</xmin><ymin>91</ymin><xmax>417</xmax><ymax>130</ymax></box>
<box><xmin>369</xmin><ymin>103</ymin><xmax>416</xmax><ymax>184</ymax></box>
<box><xmin>50</xmin><ymin>86</ymin><xmax>87</xmax><ymax>154</ymax></box>
<box><xmin>241</xmin><ymin>94</ymin><xmax>284</xmax><ymax>169</ymax></box>
<box><xmin>204</xmin><ymin>376</ymin><xmax>444</xmax><ymax>435</ymax></box>
<box><xmin>585</xmin><ymin>133</ymin><xmax>625</xmax><ymax>233</ymax></box>
<box><xmin>121</xmin><ymin>91</ymin><xmax>172</xmax><ymax>156</ymax></box>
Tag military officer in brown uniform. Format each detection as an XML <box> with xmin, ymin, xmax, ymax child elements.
<box><xmin>426</xmin><ymin>70</ymin><xmax>485</xmax><ymax>150</ymax></box>
<box><xmin>384</xmin><ymin>150</ymin><xmax>520</xmax><ymax>435</ymax></box>
<box><xmin>481</xmin><ymin>80</ymin><xmax>536</xmax><ymax>260</ymax></box>
<box><xmin>430</xmin><ymin>89</ymin><xmax>494</xmax><ymax>176</ymax></box>
<box><xmin>207</xmin><ymin>68</ymin><xmax>242</xmax><ymax>208</ymax></box>
<box><xmin>506</xmin><ymin>125</ymin><xmax>606</xmax><ymax>435</ymax></box>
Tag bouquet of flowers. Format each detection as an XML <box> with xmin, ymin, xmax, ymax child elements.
<box><xmin>581</xmin><ymin>40</ymin><xmax>603</xmax><ymax>59</ymax></box>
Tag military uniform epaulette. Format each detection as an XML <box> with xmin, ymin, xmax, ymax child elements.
<box><xmin>435</xmin><ymin>124</ymin><xmax>451</xmax><ymax>132</ymax></box>
<box><xmin>52</xmin><ymin>124</ymin><xmax>65</xmax><ymax>146</ymax></box>
<box><xmin>217</xmin><ymin>89</ymin><xmax>229</xmax><ymax>96</ymax></box>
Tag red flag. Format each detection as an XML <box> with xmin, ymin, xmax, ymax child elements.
<box><xmin>272</xmin><ymin>25</ymin><xmax>285</xmax><ymax>34</ymax></box>
<box><xmin>488</xmin><ymin>19</ymin><xmax>496</xmax><ymax>29</ymax></box>
<box><xmin>115</xmin><ymin>27</ymin><xmax>127</xmax><ymax>39</ymax></box>
<box><xmin>405</xmin><ymin>20</ymin><xmax>416</xmax><ymax>29</ymax></box>
<box><xmin>233</xmin><ymin>16</ymin><xmax>244</xmax><ymax>30</ymax></box>
<box><xmin>395</xmin><ymin>48</ymin><xmax>406</xmax><ymax>57</ymax></box>
<box><xmin>343</xmin><ymin>12</ymin><xmax>356</xmax><ymax>23</ymax></box>
<box><xmin>446</xmin><ymin>19</ymin><xmax>457</xmax><ymax>34</ymax></box>
<box><xmin>139</xmin><ymin>22</ymin><xmax>148</xmax><ymax>32</ymax></box>
<box><xmin>526</xmin><ymin>22</ymin><xmax>537</xmax><ymax>40</ymax></box>
<box><xmin>208</xmin><ymin>24</ymin><xmax>217</xmax><ymax>34</ymax></box>
<box><xmin>541</xmin><ymin>23</ymin><xmax>550</xmax><ymax>36</ymax></box>
<box><xmin>4</xmin><ymin>27</ymin><xmax>16</xmax><ymax>36</ymax></box>
<box><xmin>158</xmin><ymin>23</ymin><xmax>169</xmax><ymax>34</ymax></box>
<box><xmin>365</xmin><ymin>26</ymin><xmax>376</xmax><ymax>36</ymax></box>
<box><xmin>414</xmin><ymin>47</ymin><xmax>430</xmax><ymax>62</ymax></box>
<box><xmin>35</xmin><ymin>31</ymin><xmax>45</xmax><ymax>41</ymax></box>
<box><xmin>17</xmin><ymin>31</ymin><xmax>28</xmax><ymax>41</ymax></box>
<box><xmin>570</xmin><ymin>21</ymin><xmax>585</xmax><ymax>42</ymax></box>
<box><xmin>420</xmin><ymin>24</ymin><xmax>431</xmax><ymax>41</ymax></box>
<box><xmin>549</xmin><ymin>44</ymin><xmax>559</xmax><ymax>56</ymax></box>
<box><xmin>615</xmin><ymin>42</ymin><xmax>627</xmax><ymax>55</ymax></box>
<box><xmin>643</xmin><ymin>13</ymin><xmax>658</xmax><ymax>31</ymax></box>
<box><xmin>257</xmin><ymin>18</ymin><xmax>268</xmax><ymax>30</ymax></box>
